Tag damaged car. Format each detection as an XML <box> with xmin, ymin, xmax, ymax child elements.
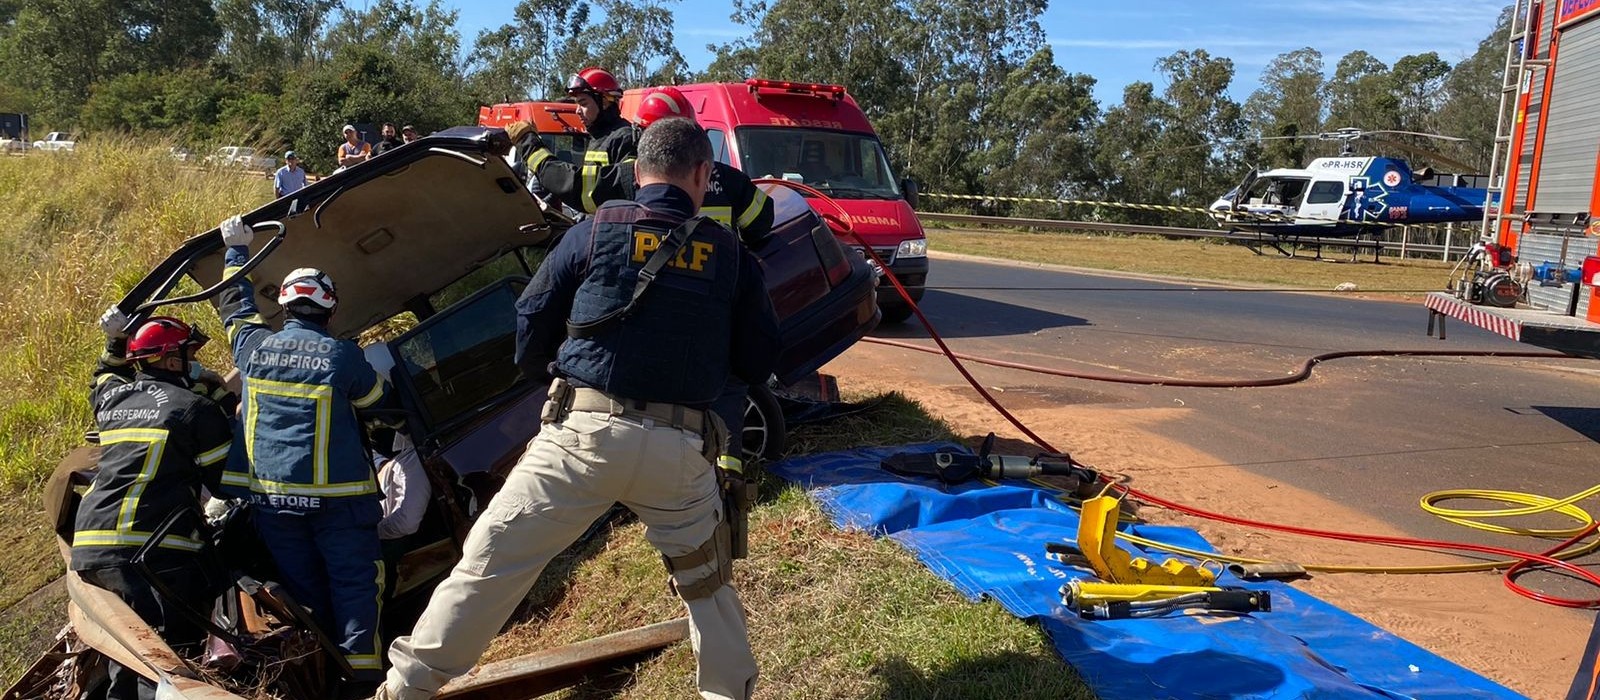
<box><xmin>6</xmin><ymin>126</ymin><xmax>878</xmax><ymax>699</ymax></box>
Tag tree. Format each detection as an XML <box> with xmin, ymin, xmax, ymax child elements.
<box><xmin>1325</xmin><ymin>50</ymin><xmax>1397</xmax><ymax>131</ymax></box>
<box><xmin>979</xmin><ymin>48</ymin><xmax>1099</xmax><ymax>210</ymax></box>
<box><xmin>1243</xmin><ymin>48</ymin><xmax>1324</xmax><ymax>167</ymax></box>
<box><xmin>215</xmin><ymin>0</ymin><xmax>341</xmax><ymax>83</ymax></box>
<box><xmin>1435</xmin><ymin>6</ymin><xmax>1513</xmax><ymax>171</ymax></box>
<box><xmin>1092</xmin><ymin>81</ymin><xmax>1166</xmax><ymax>217</ymax></box>
<box><xmin>576</xmin><ymin>0</ymin><xmax>687</xmax><ymax>88</ymax></box>
<box><xmin>278</xmin><ymin>0</ymin><xmax>475</xmax><ymax>172</ymax></box>
<box><xmin>465</xmin><ymin>0</ymin><xmax>590</xmax><ymax>103</ymax></box>
<box><xmin>1150</xmin><ymin>49</ymin><xmax>1246</xmax><ymax>210</ymax></box>
<box><xmin>0</xmin><ymin>0</ymin><xmax>219</xmax><ymax>124</ymax></box>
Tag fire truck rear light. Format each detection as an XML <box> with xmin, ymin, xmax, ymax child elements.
<box><xmin>1583</xmin><ymin>256</ymin><xmax>1600</xmax><ymax>286</ymax></box>
<box><xmin>746</xmin><ymin>78</ymin><xmax>846</xmax><ymax>100</ymax></box>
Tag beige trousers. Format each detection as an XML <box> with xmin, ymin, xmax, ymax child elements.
<box><xmin>383</xmin><ymin>408</ymin><xmax>757</xmax><ymax>700</ymax></box>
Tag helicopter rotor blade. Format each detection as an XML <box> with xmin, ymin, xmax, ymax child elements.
<box><xmin>1135</xmin><ymin>134</ymin><xmax>1318</xmax><ymax>159</ymax></box>
<box><xmin>1366</xmin><ymin>136</ymin><xmax>1478</xmax><ymax>173</ymax></box>
<box><xmin>1360</xmin><ymin>129</ymin><xmax>1468</xmax><ymax>142</ymax></box>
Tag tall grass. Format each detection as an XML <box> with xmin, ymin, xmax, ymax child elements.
<box><xmin>0</xmin><ymin>143</ymin><xmax>271</xmax><ymax>489</ymax></box>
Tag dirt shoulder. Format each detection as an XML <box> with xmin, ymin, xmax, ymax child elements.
<box><xmin>825</xmin><ymin>344</ymin><xmax>1591</xmax><ymax>700</ymax></box>
<box><xmin>927</xmin><ymin>228</ymin><xmax>1455</xmax><ymax>301</ymax></box>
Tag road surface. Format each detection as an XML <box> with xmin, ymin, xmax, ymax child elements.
<box><xmin>868</xmin><ymin>254</ymin><xmax>1600</xmax><ymax>601</ymax></box>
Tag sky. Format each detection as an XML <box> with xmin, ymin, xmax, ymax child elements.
<box><xmin>443</xmin><ymin>0</ymin><xmax>1508</xmax><ymax>106</ymax></box>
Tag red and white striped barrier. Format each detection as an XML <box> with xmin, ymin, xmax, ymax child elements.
<box><xmin>1425</xmin><ymin>292</ymin><xmax>1522</xmax><ymax>341</ymax></box>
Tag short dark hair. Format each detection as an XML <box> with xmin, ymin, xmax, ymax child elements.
<box><xmin>382</xmin><ymin>122</ymin><xmax>396</xmax><ymax>129</ymax></box>
<box><xmin>636</xmin><ymin>118</ymin><xmax>711</xmax><ymax>180</ymax></box>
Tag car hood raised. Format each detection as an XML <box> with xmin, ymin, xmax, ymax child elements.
<box><xmin>125</xmin><ymin>128</ymin><xmax>554</xmax><ymax>338</ymax></box>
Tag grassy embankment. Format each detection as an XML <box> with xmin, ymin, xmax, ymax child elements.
<box><xmin>0</xmin><ymin>144</ymin><xmax>269</xmax><ymax>680</ymax></box>
<box><xmin>0</xmin><ymin>146</ymin><xmax>1095</xmax><ymax>697</ymax></box>
<box><xmin>927</xmin><ymin>228</ymin><xmax>1456</xmax><ymax>300</ymax></box>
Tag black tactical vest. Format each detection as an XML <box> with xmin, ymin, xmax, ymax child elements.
<box><xmin>557</xmin><ymin>200</ymin><xmax>740</xmax><ymax>406</ymax></box>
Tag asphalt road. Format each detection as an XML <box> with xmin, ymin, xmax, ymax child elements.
<box><xmin>870</xmin><ymin>255</ymin><xmax>1600</xmax><ymax>600</ymax></box>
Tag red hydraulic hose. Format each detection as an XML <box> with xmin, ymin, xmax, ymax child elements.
<box><xmin>794</xmin><ymin>188</ymin><xmax>1600</xmax><ymax>607</ymax></box>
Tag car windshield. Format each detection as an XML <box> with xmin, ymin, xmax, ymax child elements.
<box><xmin>735</xmin><ymin>127</ymin><xmax>901</xmax><ymax>199</ymax></box>
<box><xmin>394</xmin><ymin>279</ymin><xmax>528</xmax><ymax>428</ymax></box>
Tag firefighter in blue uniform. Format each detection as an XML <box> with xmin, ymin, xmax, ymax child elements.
<box><xmin>211</xmin><ymin>215</ymin><xmax>392</xmax><ymax>685</ymax></box>
<box><xmin>74</xmin><ymin>310</ymin><xmax>234</xmax><ymax>700</ymax></box>
<box><xmin>519</xmin><ymin>67</ymin><xmax>639</xmax><ymax>212</ymax></box>
<box><xmin>380</xmin><ymin>118</ymin><xmax>780</xmax><ymax>700</ymax></box>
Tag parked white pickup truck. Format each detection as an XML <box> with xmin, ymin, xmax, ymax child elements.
<box><xmin>205</xmin><ymin>146</ymin><xmax>277</xmax><ymax>171</ymax></box>
<box><xmin>31</xmin><ymin>131</ymin><xmax>75</xmax><ymax>152</ymax></box>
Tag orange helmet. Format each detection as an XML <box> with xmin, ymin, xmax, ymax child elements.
<box><xmin>568</xmin><ymin>67</ymin><xmax>623</xmax><ymax>100</ymax></box>
<box><xmin>633</xmin><ymin>87</ymin><xmax>693</xmax><ymax>129</ymax></box>
<box><xmin>126</xmin><ymin>317</ymin><xmax>208</xmax><ymax>362</ymax></box>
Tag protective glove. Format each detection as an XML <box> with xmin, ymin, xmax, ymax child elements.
<box><xmin>98</xmin><ymin>306</ymin><xmax>132</xmax><ymax>340</ymax></box>
<box><xmin>220</xmin><ymin>215</ymin><xmax>253</xmax><ymax>248</ymax></box>
<box><xmin>504</xmin><ymin>120</ymin><xmax>534</xmax><ymax>143</ymax></box>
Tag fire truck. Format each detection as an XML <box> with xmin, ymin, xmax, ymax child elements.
<box><xmin>1426</xmin><ymin>0</ymin><xmax>1600</xmax><ymax>358</ymax></box>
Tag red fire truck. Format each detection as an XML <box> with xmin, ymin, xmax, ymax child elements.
<box><xmin>1426</xmin><ymin>0</ymin><xmax>1600</xmax><ymax>358</ymax></box>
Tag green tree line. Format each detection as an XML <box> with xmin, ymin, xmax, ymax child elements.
<box><xmin>0</xmin><ymin>0</ymin><xmax>1512</xmax><ymax>214</ymax></box>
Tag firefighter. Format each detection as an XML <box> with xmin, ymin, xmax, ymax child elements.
<box><xmin>516</xmin><ymin>67</ymin><xmax>638</xmax><ymax>213</ymax></box>
<box><xmin>212</xmin><ymin>215</ymin><xmax>392</xmax><ymax>685</ymax></box>
<box><xmin>74</xmin><ymin>310</ymin><xmax>234</xmax><ymax>700</ymax></box>
<box><xmin>380</xmin><ymin>118</ymin><xmax>779</xmax><ymax>700</ymax></box>
<box><xmin>510</xmin><ymin>86</ymin><xmax>774</xmax><ymax>248</ymax></box>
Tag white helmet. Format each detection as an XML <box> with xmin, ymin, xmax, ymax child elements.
<box><xmin>279</xmin><ymin>267</ymin><xmax>338</xmax><ymax>310</ymax></box>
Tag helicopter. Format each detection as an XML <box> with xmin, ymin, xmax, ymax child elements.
<box><xmin>1205</xmin><ymin>128</ymin><xmax>1498</xmax><ymax>239</ymax></box>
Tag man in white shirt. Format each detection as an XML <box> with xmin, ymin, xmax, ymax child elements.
<box><xmin>374</xmin><ymin>434</ymin><xmax>430</xmax><ymax>541</ymax></box>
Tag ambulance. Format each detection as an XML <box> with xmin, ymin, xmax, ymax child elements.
<box><xmin>624</xmin><ymin>79</ymin><xmax>928</xmax><ymax>323</ymax></box>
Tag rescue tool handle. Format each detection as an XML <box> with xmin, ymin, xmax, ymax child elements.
<box><xmin>130</xmin><ymin>220</ymin><xmax>287</xmax><ymax>319</ymax></box>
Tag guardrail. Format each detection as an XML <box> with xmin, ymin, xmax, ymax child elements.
<box><xmin>916</xmin><ymin>211</ymin><xmax>1458</xmax><ymax>260</ymax></box>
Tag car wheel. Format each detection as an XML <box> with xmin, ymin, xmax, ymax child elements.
<box><xmin>741</xmin><ymin>383</ymin><xmax>786</xmax><ymax>463</ymax></box>
<box><xmin>879</xmin><ymin>304</ymin><xmax>915</xmax><ymax>324</ymax></box>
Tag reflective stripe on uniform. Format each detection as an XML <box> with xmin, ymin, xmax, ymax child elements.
<box><xmin>738</xmin><ymin>187</ymin><xmax>769</xmax><ymax>229</ymax></box>
<box><xmin>196</xmin><ymin>440</ymin><xmax>231</xmax><ymax>467</ymax></box>
<box><xmin>73</xmin><ymin>529</ymin><xmax>204</xmax><ymax>552</ymax></box>
<box><xmin>526</xmin><ymin>148</ymin><xmax>553</xmax><ymax>171</ymax></box>
<box><xmin>221</xmin><ymin>266</ymin><xmax>267</xmax><ymax>345</ymax></box>
<box><xmin>343</xmin><ymin>558</ymin><xmax>387</xmax><ymax>670</ymax></box>
<box><xmin>351</xmin><ymin>377</ymin><xmax>387</xmax><ymax>409</ymax></box>
<box><xmin>100</xmin><ymin>428</ymin><xmax>169</xmax><ymax>536</ymax></box>
<box><xmin>245</xmin><ymin>377</ymin><xmax>334</xmax><ymax>486</ymax></box>
<box><xmin>702</xmin><ymin>206</ymin><xmax>733</xmax><ymax>226</ymax></box>
<box><xmin>580</xmin><ymin>164</ymin><xmax>601</xmax><ymax>213</ymax></box>
<box><xmin>583</xmin><ymin>150</ymin><xmax>610</xmax><ymax>165</ymax></box>
<box><xmin>229</xmin><ymin>473</ymin><xmax>377</xmax><ymax>497</ymax></box>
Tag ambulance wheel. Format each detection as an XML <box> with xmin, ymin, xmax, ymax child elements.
<box><xmin>741</xmin><ymin>383</ymin><xmax>786</xmax><ymax>463</ymax></box>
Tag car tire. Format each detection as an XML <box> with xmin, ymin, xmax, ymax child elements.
<box><xmin>741</xmin><ymin>383</ymin><xmax>786</xmax><ymax>463</ymax></box>
<box><xmin>879</xmin><ymin>303</ymin><xmax>915</xmax><ymax>324</ymax></box>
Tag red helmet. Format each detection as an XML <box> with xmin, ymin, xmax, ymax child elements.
<box><xmin>568</xmin><ymin>67</ymin><xmax>623</xmax><ymax>100</ymax></box>
<box><xmin>126</xmin><ymin>317</ymin><xmax>207</xmax><ymax>362</ymax></box>
<box><xmin>633</xmin><ymin>87</ymin><xmax>693</xmax><ymax>129</ymax></box>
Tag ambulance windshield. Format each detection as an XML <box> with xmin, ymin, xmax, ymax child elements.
<box><xmin>736</xmin><ymin>128</ymin><xmax>902</xmax><ymax>199</ymax></box>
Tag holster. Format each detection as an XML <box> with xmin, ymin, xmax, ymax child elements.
<box><xmin>540</xmin><ymin>377</ymin><xmax>575</xmax><ymax>424</ymax></box>
<box><xmin>718</xmin><ymin>456</ymin><xmax>756</xmax><ymax>560</ymax></box>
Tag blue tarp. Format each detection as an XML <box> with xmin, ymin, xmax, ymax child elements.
<box><xmin>769</xmin><ymin>443</ymin><xmax>1522</xmax><ymax>700</ymax></box>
